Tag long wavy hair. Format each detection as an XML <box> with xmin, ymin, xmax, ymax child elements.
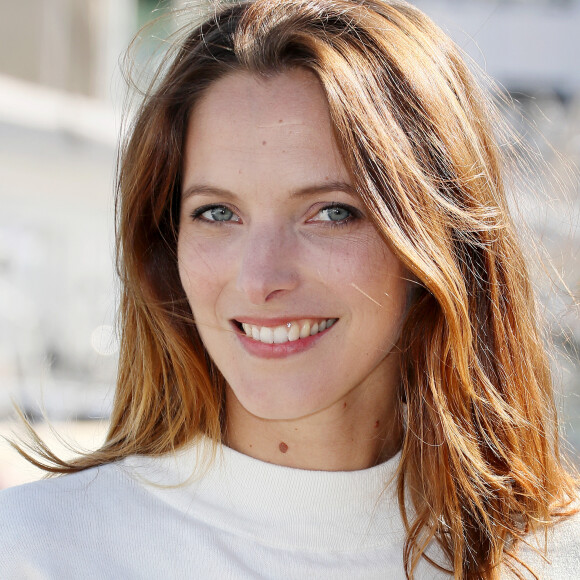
<box><xmin>17</xmin><ymin>0</ymin><xmax>578</xmax><ymax>578</ymax></box>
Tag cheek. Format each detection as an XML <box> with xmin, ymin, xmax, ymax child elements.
<box><xmin>349</xmin><ymin>254</ymin><xmax>408</xmax><ymax>345</ymax></box>
<box><xmin>328</xmin><ymin>236</ymin><xmax>406</xmax><ymax>303</ymax></box>
<box><xmin>311</xmin><ymin>233</ymin><xmax>380</xmax><ymax>280</ymax></box>
<box><xmin>177</xmin><ymin>234</ymin><xmax>230</xmax><ymax>314</ymax></box>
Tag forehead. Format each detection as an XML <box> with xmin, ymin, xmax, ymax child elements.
<box><xmin>190</xmin><ymin>68</ymin><xmax>331</xmax><ymax>135</ymax></box>
<box><xmin>182</xmin><ymin>69</ymin><xmax>351</xmax><ymax>197</ymax></box>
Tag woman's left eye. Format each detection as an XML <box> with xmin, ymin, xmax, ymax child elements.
<box><xmin>191</xmin><ymin>205</ymin><xmax>240</xmax><ymax>223</ymax></box>
<box><xmin>314</xmin><ymin>204</ymin><xmax>359</xmax><ymax>224</ymax></box>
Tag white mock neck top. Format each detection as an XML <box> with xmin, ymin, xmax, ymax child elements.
<box><xmin>1</xmin><ymin>438</ymin><xmax>578</xmax><ymax>579</ymax></box>
<box><xmin>123</xmin><ymin>440</ymin><xmax>404</xmax><ymax>554</ymax></box>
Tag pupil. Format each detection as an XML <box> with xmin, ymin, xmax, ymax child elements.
<box><xmin>330</xmin><ymin>207</ymin><xmax>349</xmax><ymax>221</ymax></box>
<box><xmin>212</xmin><ymin>207</ymin><xmax>232</xmax><ymax>221</ymax></box>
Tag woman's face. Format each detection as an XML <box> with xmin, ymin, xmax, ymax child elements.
<box><xmin>178</xmin><ymin>69</ymin><xmax>408</xmax><ymax>422</ymax></box>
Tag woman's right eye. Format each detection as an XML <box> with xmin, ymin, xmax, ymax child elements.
<box><xmin>191</xmin><ymin>205</ymin><xmax>240</xmax><ymax>223</ymax></box>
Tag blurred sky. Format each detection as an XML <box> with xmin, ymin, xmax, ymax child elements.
<box><xmin>0</xmin><ymin>1</ymin><xmax>578</xmax><ymax>488</ymax></box>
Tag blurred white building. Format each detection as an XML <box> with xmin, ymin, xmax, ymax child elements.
<box><xmin>0</xmin><ymin>0</ymin><xmax>138</xmax><ymax>419</ymax></box>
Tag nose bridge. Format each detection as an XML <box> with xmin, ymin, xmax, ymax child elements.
<box><xmin>237</xmin><ymin>220</ymin><xmax>298</xmax><ymax>304</ymax></box>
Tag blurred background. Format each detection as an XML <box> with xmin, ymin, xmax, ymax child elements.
<box><xmin>0</xmin><ymin>0</ymin><xmax>579</xmax><ymax>488</ymax></box>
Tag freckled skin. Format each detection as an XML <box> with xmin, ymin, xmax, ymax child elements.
<box><xmin>178</xmin><ymin>69</ymin><xmax>407</xmax><ymax>470</ymax></box>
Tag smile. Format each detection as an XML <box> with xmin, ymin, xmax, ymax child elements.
<box><xmin>237</xmin><ymin>318</ymin><xmax>338</xmax><ymax>345</ymax></box>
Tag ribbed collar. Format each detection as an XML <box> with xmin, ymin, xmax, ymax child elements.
<box><xmin>122</xmin><ymin>439</ymin><xmax>404</xmax><ymax>552</ymax></box>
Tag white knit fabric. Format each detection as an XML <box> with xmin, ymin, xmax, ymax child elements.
<box><xmin>1</xmin><ymin>439</ymin><xmax>578</xmax><ymax>579</ymax></box>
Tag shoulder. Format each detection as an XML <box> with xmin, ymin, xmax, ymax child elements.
<box><xmin>0</xmin><ymin>463</ymin><xmax>142</xmax><ymax>576</ymax></box>
<box><xmin>0</xmin><ymin>462</ymin><xmax>129</xmax><ymax>533</ymax></box>
<box><xmin>513</xmin><ymin>507</ymin><xmax>580</xmax><ymax>578</ymax></box>
<box><xmin>0</xmin><ymin>461</ymin><xmax>136</xmax><ymax>521</ymax></box>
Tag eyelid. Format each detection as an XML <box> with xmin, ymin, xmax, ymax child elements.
<box><xmin>308</xmin><ymin>202</ymin><xmax>363</xmax><ymax>222</ymax></box>
<box><xmin>190</xmin><ymin>203</ymin><xmax>241</xmax><ymax>222</ymax></box>
<box><xmin>187</xmin><ymin>200</ymin><xmax>363</xmax><ymax>224</ymax></box>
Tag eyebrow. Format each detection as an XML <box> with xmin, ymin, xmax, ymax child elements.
<box><xmin>181</xmin><ymin>181</ymin><xmax>358</xmax><ymax>202</ymax></box>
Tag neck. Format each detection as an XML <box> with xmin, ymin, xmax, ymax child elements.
<box><xmin>223</xmin><ymin>385</ymin><xmax>403</xmax><ymax>472</ymax></box>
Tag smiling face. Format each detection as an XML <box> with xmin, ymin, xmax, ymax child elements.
<box><xmin>178</xmin><ymin>69</ymin><xmax>408</xmax><ymax>425</ymax></box>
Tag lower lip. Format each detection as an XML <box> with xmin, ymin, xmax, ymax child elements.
<box><xmin>236</xmin><ymin>325</ymin><xmax>335</xmax><ymax>359</ymax></box>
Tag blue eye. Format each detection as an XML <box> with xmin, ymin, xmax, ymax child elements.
<box><xmin>317</xmin><ymin>204</ymin><xmax>356</xmax><ymax>223</ymax></box>
<box><xmin>193</xmin><ymin>205</ymin><xmax>240</xmax><ymax>223</ymax></box>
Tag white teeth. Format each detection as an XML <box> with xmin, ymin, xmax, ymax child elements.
<box><xmin>288</xmin><ymin>323</ymin><xmax>300</xmax><ymax>342</ymax></box>
<box><xmin>259</xmin><ymin>326</ymin><xmax>274</xmax><ymax>344</ymax></box>
<box><xmin>240</xmin><ymin>318</ymin><xmax>337</xmax><ymax>345</ymax></box>
<box><xmin>273</xmin><ymin>325</ymin><xmax>288</xmax><ymax>344</ymax></box>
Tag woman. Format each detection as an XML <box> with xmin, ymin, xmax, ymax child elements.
<box><xmin>1</xmin><ymin>0</ymin><xmax>578</xmax><ymax>578</ymax></box>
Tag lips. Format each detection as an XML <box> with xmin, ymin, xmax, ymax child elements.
<box><xmin>235</xmin><ymin>318</ymin><xmax>338</xmax><ymax>345</ymax></box>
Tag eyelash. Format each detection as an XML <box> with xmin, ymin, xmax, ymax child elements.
<box><xmin>189</xmin><ymin>203</ymin><xmax>362</xmax><ymax>226</ymax></box>
<box><xmin>316</xmin><ymin>203</ymin><xmax>361</xmax><ymax>227</ymax></box>
<box><xmin>190</xmin><ymin>204</ymin><xmax>239</xmax><ymax>224</ymax></box>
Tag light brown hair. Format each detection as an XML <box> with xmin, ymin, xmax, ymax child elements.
<box><xmin>18</xmin><ymin>1</ymin><xmax>578</xmax><ymax>578</ymax></box>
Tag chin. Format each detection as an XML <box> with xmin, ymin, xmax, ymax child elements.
<box><xmin>226</xmin><ymin>380</ymin><xmax>332</xmax><ymax>422</ymax></box>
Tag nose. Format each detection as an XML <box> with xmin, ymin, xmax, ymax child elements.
<box><xmin>236</xmin><ymin>224</ymin><xmax>299</xmax><ymax>304</ymax></box>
